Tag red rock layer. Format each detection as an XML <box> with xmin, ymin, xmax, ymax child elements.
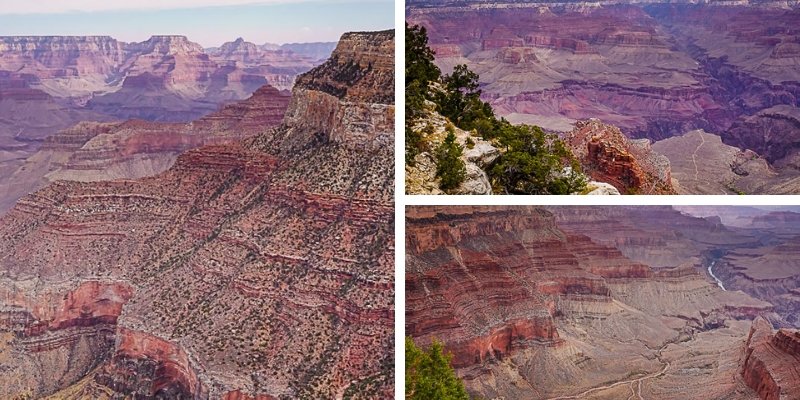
<box><xmin>59</xmin><ymin>85</ymin><xmax>289</xmax><ymax>173</ymax></box>
<box><xmin>406</xmin><ymin>206</ymin><xmax>661</xmax><ymax>372</ymax></box>
<box><xmin>565</xmin><ymin>119</ymin><xmax>675</xmax><ymax>194</ymax></box>
<box><xmin>741</xmin><ymin>317</ymin><xmax>800</xmax><ymax>400</ymax></box>
<box><xmin>95</xmin><ymin>328</ymin><xmax>208</xmax><ymax>398</ymax></box>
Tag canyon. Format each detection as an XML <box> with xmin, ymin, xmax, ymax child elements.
<box><xmin>406</xmin><ymin>206</ymin><xmax>800</xmax><ymax>399</ymax></box>
<box><xmin>406</xmin><ymin>1</ymin><xmax>800</xmax><ymax>194</ymax></box>
<box><xmin>0</xmin><ymin>84</ymin><xmax>291</xmax><ymax>213</ymax></box>
<box><xmin>0</xmin><ymin>30</ymin><xmax>395</xmax><ymax>399</ymax></box>
<box><xmin>0</xmin><ymin>35</ymin><xmax>332</xmax><ymax>212</ymax></box>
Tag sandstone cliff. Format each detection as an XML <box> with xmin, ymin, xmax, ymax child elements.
<box><xmin>0</xmin><ymin>30</ymin><xmax>394</xmax><ymax>399</ymax></box>
<box><xmin>741</xmin><ymin>317</ymin><xmax>800</xmax><ymax>400</ymax></box>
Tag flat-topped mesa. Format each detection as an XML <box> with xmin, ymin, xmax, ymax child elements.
<box><xmin>282</xmin><ymin>30</ymin><xmax>394</xmax><ymax>150</ymax></box>
<box><xmin>130</xmin><ymin>35</ymin><xmax>205</xmax><ymax>55</ymax></box>
<box><xmin>566</xmin><ymin>119</ymin><xmax>676</xmax><ymax>194</ymax></box>
<box><xmin>741</xmin><ymin>317</ymin><xmax>800</xmax><ymax>400</ymax></box>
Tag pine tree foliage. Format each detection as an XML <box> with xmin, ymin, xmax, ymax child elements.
<box><xmin>405</xmin><ymin>337</ymin><xmax>469</xmax><ymax>400</ymax></box>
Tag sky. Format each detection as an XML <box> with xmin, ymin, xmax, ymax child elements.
<box><xmin>0</xmin><ymin>0</ymin><xmax>394</xmax><ymax>46</ymax></box>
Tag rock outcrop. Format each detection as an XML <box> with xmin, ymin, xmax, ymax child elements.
<box><xmin>565</xmin><ymin>119</ymin><xmax>675</xmax><ymax>194</ymax></box>
<box><xmin>741</xmin><ymin>317</ymin><xmax>800</xmax><ymax>400</ymax></box>
<box><xmin>405</xmin><ymin>108</ymin><xmax>499</xmax><ymax>195</ymax></box>
<box><xmin>0</xmin><ymin>30</ymin><xmax>394</xmax><ymax>399</ymax></box>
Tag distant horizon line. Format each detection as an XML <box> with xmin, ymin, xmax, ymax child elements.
<box><xmin>0</xmin><ymin>34</ymin><xmax>347</xmax><ymax>48</ymax></box>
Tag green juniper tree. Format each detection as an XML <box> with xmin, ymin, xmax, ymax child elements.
<box><xmin>406</xmin><ymin>337</ymin><xmax>469</xmax><ymax>400</ymax></box>
<box><xmin>406</xmin><ymin>23</ymin><xmax>442</xmax><ymax>162</ymax></box>
<box><xmin>435</xmin><ymin>126</ymin><xmax>466</xmax><ymax>191</ymax></box>
<box><xmin>405</xmin><ymin>23</ymin><xmax>587</xmax><ymax>195</ymax></box>
<box><xmin>489</xmin><ymin>122</ymin><xmax>585</xmax><ymax>194</ymax></box>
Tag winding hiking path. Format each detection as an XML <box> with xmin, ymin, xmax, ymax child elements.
<box><xmin>546</xmin><ymin>339</ymin><xmax>676</xmax><ymax>400</ymax></box>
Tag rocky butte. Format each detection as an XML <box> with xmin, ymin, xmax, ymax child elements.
<box><xmin>407</xmin><ymin>0</ymin><xmax>800</xmax><ymax>194</ymax></box>
<box><xmin>406</xmin><ymin>206</ymin><xmax>800</xmax><ymax>399</ymax></box>
<box><xmin>0</xmin><ymin>84</ymin><xmax>292</xmax><ymax>213</ymax></box>
<box><xmin>0</xmin><ymin>29</ymin><xmax>394</xmax><ymax>399</ymax></box>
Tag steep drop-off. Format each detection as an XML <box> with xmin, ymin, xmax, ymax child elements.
<box><xmin>741</xmin><ymin>317</ymin><xmax>800</xmax><ymax>400</ymax></box>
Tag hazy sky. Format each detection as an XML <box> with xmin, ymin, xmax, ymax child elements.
<box><xmin>0</xmin><ymin>0</ymin><xmax>394</xmax><ymax>46</ymax></box>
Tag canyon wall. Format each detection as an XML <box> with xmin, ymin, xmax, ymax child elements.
<box><xmin>406</xmin><ymin>206</ymin><xmax>770</xmax><ymax>399</ymax></box>
<box><xmin>0</xmin><ymin>30</ymin><xmax>394</xmax><ymax>399</ymax></box>
<box><xmin>741</xmin><ymin>317</ymin><xmax>800</xmax><ymax>400</ymax></box>
<box><xmin>0</xmin><ymin>84</ymin><xmax>291</xmax><ymax>213</ymax></box>
<box><xmin>0</xmin><ymin>34</ymin><xmax>332</xmax><ymax>216</ymax></box>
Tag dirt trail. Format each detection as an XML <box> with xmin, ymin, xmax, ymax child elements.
<box><xmin>691</xmin><ymin>131</ymin><xmax>706</xmax><ymax>181</ymax></box>
<box><xmin>546</xmin><ymin>339</ymin><xmax>675</xmax><ymax>400</ymax></box>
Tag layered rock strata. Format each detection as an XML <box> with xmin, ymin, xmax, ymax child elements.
<box><xmin>741</xmin><ymin>317</ymin><xmax>800</xmax><ymax>400</ymax></box>
<box><xmin>566</xmin><ymin>119</ymin><xmax>675</xmax><ymax>194</ymax></box>
<box><xmin>0</xmin><ymin>30</ymin><xmax>394</xmax><ymax>399</ymax></box>
<box><xmin>0</xmin><ymin>85</ymin><xmax>291</xmax><ymax>213</ymax></box>
<box><xmin>0</xmin><ymin>34</ymin><xmax>331</xmax><ymax>215</ymax></box>
<box><xmin>406</xmin><ymin>206</ymin><xmax>768</xmax><ymax>399</ymax></box>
